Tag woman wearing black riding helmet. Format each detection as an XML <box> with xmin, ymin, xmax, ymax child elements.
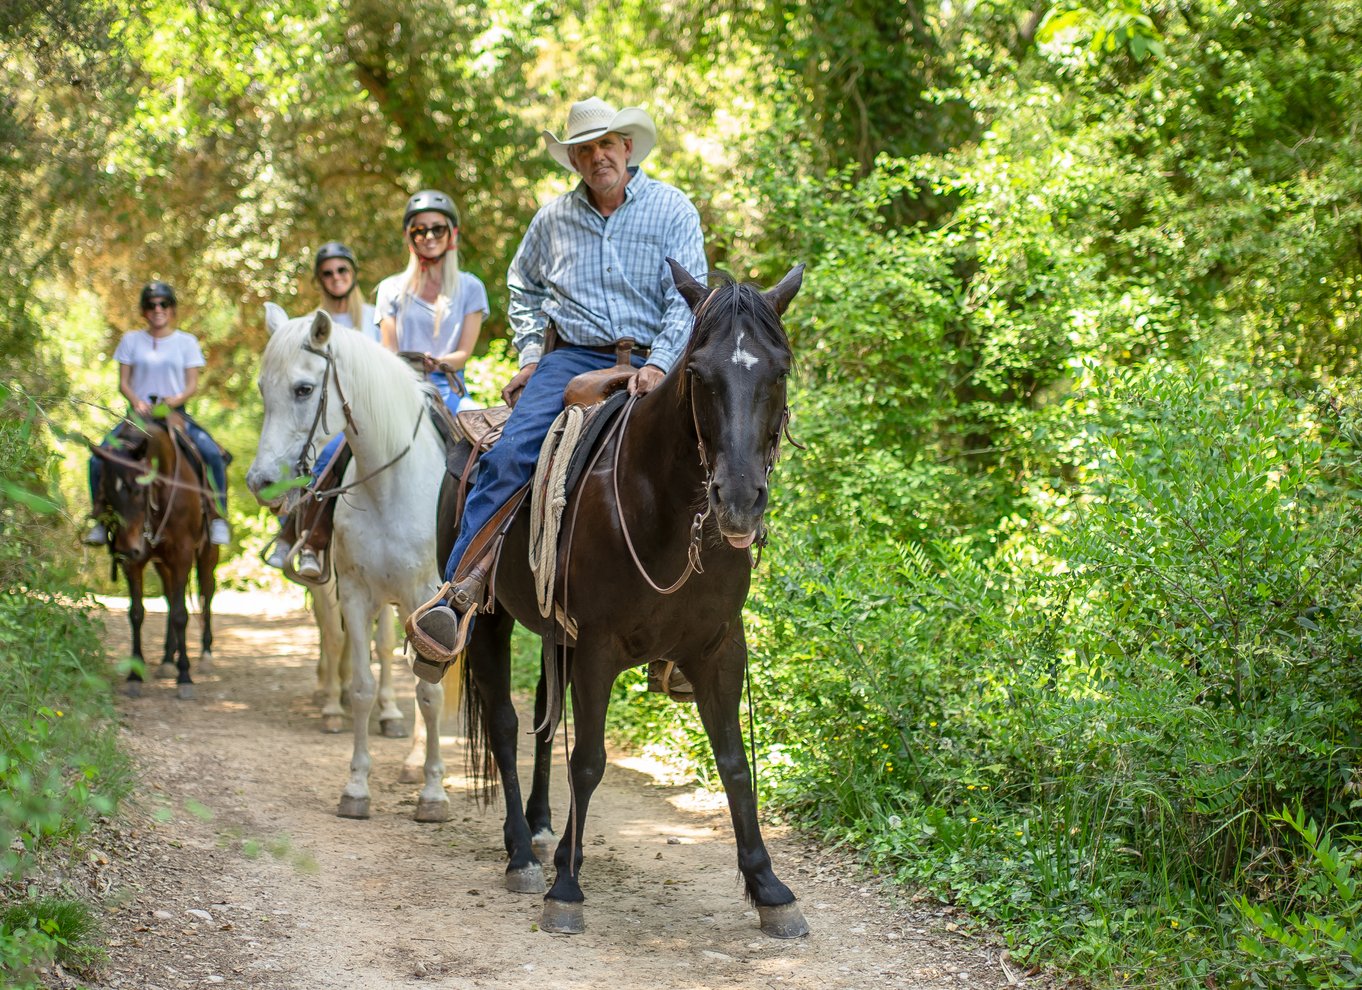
<box><xmin>85</xmin><ymin>281</ymin><xmax>232</xmax><ymax>547</ymax></box>
<box><xmin>374</xmin><ymin>189</ymin><xmax>487</xmax><ymax>413</ymax></box>
<box><xmin>314</xmin><ymin>242</ymin><xmax>378</xmax><ymax>341</ymax></box>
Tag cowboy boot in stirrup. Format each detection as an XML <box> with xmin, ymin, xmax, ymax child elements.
<box><xmin>407</xmin><ymin>554</ymin><xmax>493</xmax><ymax>684</ymax></box>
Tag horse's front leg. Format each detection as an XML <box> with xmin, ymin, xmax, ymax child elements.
<box><xmin>124</xmin><ymin>562</ymin><xmax>146</xmax><ymax>697</ymax></box>
<box><xmin>311</xmin><ymin>582</ymin><xmax>346</xmax><ymax>733</ymax></box>
<box><xmin>693</xmin><ymin>627</ymin><xmax>808</xmax><ymax>938</ymax></box>
<box><xmin>467</xmin><ymin>609</ymin><xmax>545</xmax><ymax>894</ymax></box>
<box><xmin>410</xmin><ymin>669</ymin><xmax>449</xmax><ymax>824</ymax></box>
<box><xmin>337</xmin><ymin>583</ymin><xmax>380</xmax><ymax>819</ymax></box>
<box><xmin>375</xmin><ymin>604</ymin><xmax>406</xmax><ymax>738</ymax></box>
<box><xmin>196</xmin><ymin>544</ymin><xmax>218</xmax><ymax>672</ymax></box>
<box><xmin>542</xmin><ymin>641</ymin><xmax>617</xmax><ymax>934</ymax></box>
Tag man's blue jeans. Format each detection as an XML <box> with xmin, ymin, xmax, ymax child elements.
<box><xmin>443</xmin><ymin>346</ymin><xmax>642</xmax><ymax>583</ymax></box>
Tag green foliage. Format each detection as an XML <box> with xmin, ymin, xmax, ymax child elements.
<box><xmin>0</xmin><ymin>896</ymin><xmax>104</xmax><ymax>986</ymax></box>
<box><xmin>6</xmin><ymin>1</ymin><xmax>1362</xmax><ymax>987</ymax></box>
<box><xmin>1235</xmin><ymin>808</ymin><xmax>1362</xmax><ymax>988</ymax></box>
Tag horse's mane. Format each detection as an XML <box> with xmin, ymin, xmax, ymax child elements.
<box><xmin>262</xmin><ymin>312</ymin><xmax>433</xmax><ymax>457</ymax></box>
<box><xmin>676</xmin><ymin>274</ymin><xmax>791</xmax><ymax>379</ymax></box>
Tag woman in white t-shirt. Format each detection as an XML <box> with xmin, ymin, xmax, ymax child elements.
<box><xmin>373</xmin><ymin>189</ymin><xmax>488</xmax><ymax>414</ymax></box>
<box><xmin>85</xmin><ymin>282</ymin><xmax>231</xmax><ymax>546</ymax></box>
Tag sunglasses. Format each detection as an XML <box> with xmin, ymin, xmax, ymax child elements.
<box><xmin>144</xmin><ymin>300</ymin><xmax>174</xmax><ymax>310</ymax></box>
<box><xmin>319</xmin><ymin>265</ymin><xmax>353</xmax><ymax>278</ymax></box>
<box><xmin>409</xmin><ymin>224</ymin><xmax>451</xmax><ymax>242</ymax></box>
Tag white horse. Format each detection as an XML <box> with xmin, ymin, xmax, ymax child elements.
<box><xmin>248</xmin><ymin>304</ymin><xmax>452</xmax><ymax>821</ymax></box>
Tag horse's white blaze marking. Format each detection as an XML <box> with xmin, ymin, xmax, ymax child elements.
<box><xmin>731</xmin><ymin>331</ymin><xmax>759</xmax><ymax>370</ymax></box>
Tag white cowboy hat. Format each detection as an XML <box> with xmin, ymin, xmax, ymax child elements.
<box><xmin>542</xmin><ymin>97</ymin><xmax>657</xmax><ymax>171</ymax></box>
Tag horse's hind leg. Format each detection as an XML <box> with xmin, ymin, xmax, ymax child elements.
<box><xmin>151</xmin><ymin>562</ymin><xmax>179</xmax><ymax>682</ymax></box>
<box><xmin>196</xmin><ymin>545</ymin><xmax>218</xmax><ymax>672</ymax></box>
<box><xmin>311</xmin><ymin>582</ymin><xmax>346</xmax><ymax>733</ymax></box>
<box><xmin>525</xmin><ymin>659</ymin><xmax>557</xmax><ymax>858</ymax></box>
<box><xmin>466</xmin><ymin>609</ymin><xmax>544</xmax><ymax>894</ymax></box>
<box><xmin>161</xmin><ymin>565</ymin><xmax>194</xmax><ymax>701</ymax></box>
<box><xmin>693</xmin><ymin>631</ymin><xmax>807</xmax><ymax>938</ymax></box>
<box><xmin>375</xmin><ymin>605</ymin><xmax>406</xmax><ymax>738</ymax></box>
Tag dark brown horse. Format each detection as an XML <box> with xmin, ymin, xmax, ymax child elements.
<box><xmin>92</xmin><ymin>418</ymin><xmax>218</xmax><ymax>699</ymax></box>
<box><xmin>455</xmin><ymin>259</ymin><xmax>807</xmax><ymax>937</ymax></box>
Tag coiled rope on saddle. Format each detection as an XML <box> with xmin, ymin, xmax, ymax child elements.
<box><xmin>529</xmin><ymin>405</ymin><xmax>589</xmax><ymax>617</ymax></box>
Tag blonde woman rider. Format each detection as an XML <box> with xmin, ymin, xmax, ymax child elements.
<box><xmin>373</xmin><ymin>189</ymin><xmax>487</xmax><ymax>413</ymax></box>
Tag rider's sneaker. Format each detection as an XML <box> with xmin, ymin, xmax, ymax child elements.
<box><xmin>83</xmin><ymin>522</ymin><xmax>108</xmax><ymax>546</ymax></box>
<box><xmin>265</xmin><ymin>540</ymin><xmax>291</xmax><ymax>569</ymax></box>
<box><xmin>209</xmin><ymin>518</ymin><xmax>231</xmax><ymax>545</ymax></box>
<box><xmin>295</xmin><ymin>549</ymin><xmax>324</xmax><ymax>580</ymax></box>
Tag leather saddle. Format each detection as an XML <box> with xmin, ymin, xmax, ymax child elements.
<box><xmin>432</xmin><ymin>341</ymin><xmax>640</xmax><ymax>590</ymax></box>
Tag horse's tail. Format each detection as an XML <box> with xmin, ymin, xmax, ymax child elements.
<box><xmin>460</xmin><ymin>637</ymin><xmax>499</xmax><ymax>804</ymax></box>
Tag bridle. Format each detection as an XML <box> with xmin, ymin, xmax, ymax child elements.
<box><xmin>295</xmin><ymin>342</ymin><xmax>361</xmax><ymax>477</ymax></box>
<box><xmin>608</xmin><ymin>371</ymin><xmax>797</xmax><ymax>596</ymax></box>
<box><xmin>290</xmin><ymin>341</ymin><xmax>427</xmax><ymax>498</ymax></box>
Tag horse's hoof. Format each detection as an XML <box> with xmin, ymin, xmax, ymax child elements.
<box><xmin>198</xmin><ymin>651</ymin><xmax>213</xmax><ymax>672</ymax></box>
<box><xmin>505</xmin><ymin>863</ymin><xmax>546</xmax><ymax>894</ymax></box>
<box><xmin>758</xmin><ymin>901</ymin><xmax>810</xmax><ymax>938</ymax></box>
<box><xmin>531</xmin><ymin>830</ymin><xmax>558</xmax><ymax>860</ymax></box>
<box><xmin>414</xmin><ymin>798</ymin><xmax>450</xmax><ymax>823</ymax></box>
<box><xmin>123</xmin><ymin>681</ymin><xmax>143</xmax><ymax>699</ymax></box>
<box><xmin>176</xmin><ymin>683</ymin><xmax>195</xmax><ymax>701</ymax></box>
<box><xmin>156</xmin><ymin>662</ymin><xmax>177</xmax><ymax>680</ymax></box>
<box><xmin>539</xmin><ymin>898</ymin><xmax>585</xmax><ymax>934</ymax></box>
<box><xmin>379</xmin><ymin>718</ymin><xmax>408</xmax><ymax>739</ymax></box>
<box><xmin>321</xmin><ymin>715</ymin><xmax>345</xmax><ymax>734</ymax></box>
<box><xmin>337</xmin><ymin>795</ymin><xmax>371</xmax><ymax>819</ymax></box>
<box><xmin>397</xmin><ymin>762</ymin><xmax>423</xmax><ymax>785</ymax></box>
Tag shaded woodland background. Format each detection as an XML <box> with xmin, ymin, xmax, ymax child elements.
<box><xmin>3</xmin><ymin>2</ymin><xmax>1361</xmax><ymax>986</ymax></box>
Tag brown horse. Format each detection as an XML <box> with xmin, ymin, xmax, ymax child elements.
<box><xmin>454</xmin><ymin>260</ymin><xmax>807</xmax><ymax>937</ymax></box>
<box><xmin>92</xmin><ymin>418</ymin><xmax>218</xmax><ymax>699</ymax></box>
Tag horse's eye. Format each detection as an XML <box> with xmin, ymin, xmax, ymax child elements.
<box><xmin>293</xmin><ymin>383</ymin><xmax>314</xmax><ymax>399</ymax></box>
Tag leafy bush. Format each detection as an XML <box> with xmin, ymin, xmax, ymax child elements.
<box><xmin>1235</xmin><ymin>808</ymin><xmax>1362</xmax><ymax>989</ymax></box>
<box><xmin>0</xmin><ymin>896</ymin><xmax>104</xmax><ymax>986</ymax></box>
<box><xmin>1</xmin><ymin>381</ymin><xmax>131</xmax><ymax>988</ymax></box>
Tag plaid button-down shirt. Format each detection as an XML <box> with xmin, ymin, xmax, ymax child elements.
<box><xmin>507</xmin><ymin>167</ymin><xmax>706</xmax><ymax>373</ymax></box>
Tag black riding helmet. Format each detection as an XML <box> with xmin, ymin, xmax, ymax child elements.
<box><xmin>402</xmin><ymin>189</ymin><xmax>459</xmax><ymax>231</ymax></box>
<box><xmin>140</xmin><ymin>280</ymin><xmax>176</xmax><ymax>309</ymax></box>
<box><xmin>314</xmin><ymin>242</ymin><xmax>357</xmax><ymax>273</ymax></box>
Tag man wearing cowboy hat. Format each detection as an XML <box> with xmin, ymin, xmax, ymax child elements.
<box><xmin>410</xmin><ymin>95</ymin><xmax>706</xmax><ymax>680</ymax></box>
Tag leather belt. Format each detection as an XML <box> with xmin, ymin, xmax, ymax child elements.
<box><xmin>571</xmin><ymin>340</ymin><xmax>650</xmax><ymax>359</ymax></box>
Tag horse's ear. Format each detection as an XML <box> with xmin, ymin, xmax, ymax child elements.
<box><xmin>763</xmin><ymin>264</ymin><xmax>805</xmax><ymax>318</ymax></box>
<box><xmin>666</xmin><ymin>257</ymin><xmax>711</xmax><ymax>313</ymax></box>
<box><xmin>264</xmin><ymin>302</ymin><xmax>289</xmax><ymax>336</ymax></box>
<box><xmin>309</xmin><ymin>308</ymin><xmax>334</xmax><ymax>348</ymax></box>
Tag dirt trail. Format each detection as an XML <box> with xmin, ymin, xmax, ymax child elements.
<box><xmin>83</xmin><ymin>591</ymin><xmax>1034</xmax><ymax>990</ymax></box>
